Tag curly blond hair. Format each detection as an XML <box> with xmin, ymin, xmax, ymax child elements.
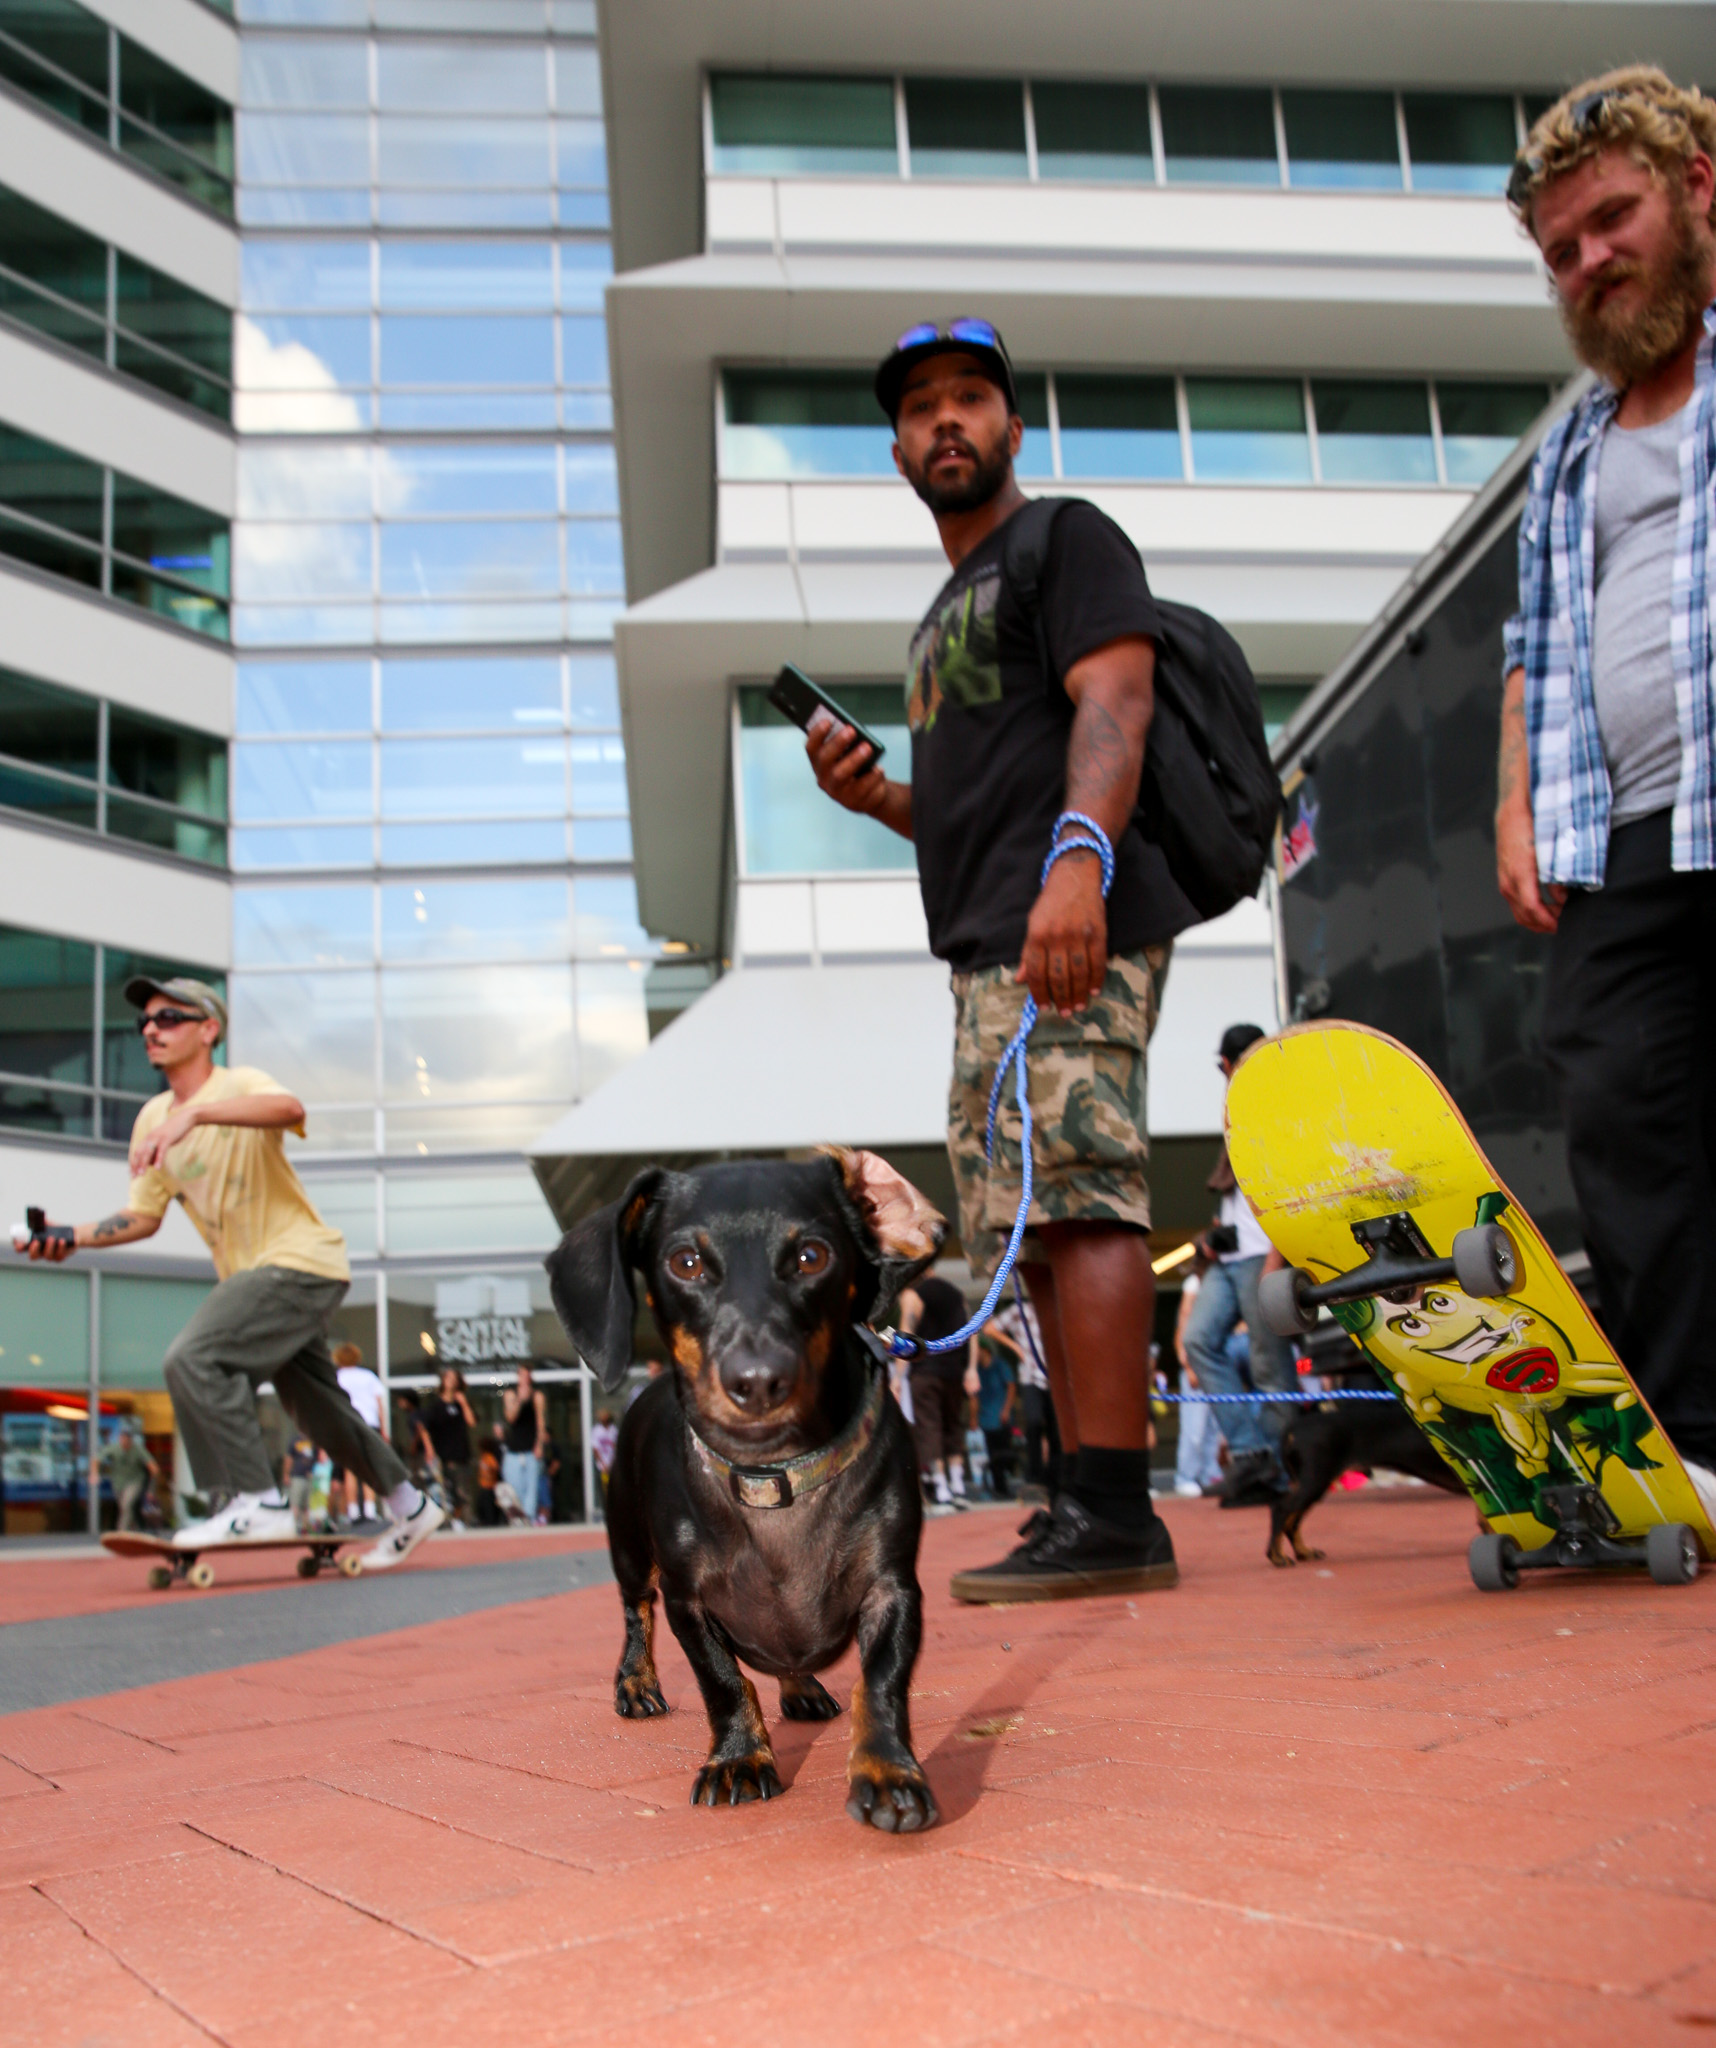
<box><xmin>1510</xmin><ymin>67</ymin><xmax>1716</xmax><ymax>229</ymax></box>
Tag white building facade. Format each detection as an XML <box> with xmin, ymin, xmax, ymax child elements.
<box><xmin>533</xmin><ymin>0</ymin><xmax>1702</xmax><ymax>1243</ymax></box>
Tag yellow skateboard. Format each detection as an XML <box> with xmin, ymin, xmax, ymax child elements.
<box><xmin>1226</xmin><ymin>1022</ymin><xmax>1714</xmax><ymax>1591</ymax></box>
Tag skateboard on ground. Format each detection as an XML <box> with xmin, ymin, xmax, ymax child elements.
<box><xmin>1226</xmin><ymin>1022</ymin><xmax>1715</xmax><ymax>1591</ymax></box>
<box><xmin>102</xmin><ymin>1530</ymin><xmax>366</xmax><ymax>1590</ymax></box>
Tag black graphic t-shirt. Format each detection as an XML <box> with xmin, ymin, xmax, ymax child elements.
<box><xmin>907</xmin><ymin>499</ymin><xmax>1198</xmax><ymax>970</ymax></box>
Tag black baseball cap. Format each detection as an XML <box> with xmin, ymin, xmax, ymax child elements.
<box><xmin>874</xmin><ymin>317</ymin><xmax>1019</xmax><ymax>424</ymax></box>
<box><xmin>1220</xmin><ymin>1023</ymin><xmax>1267</xmax><ymax>1066</ymax></box>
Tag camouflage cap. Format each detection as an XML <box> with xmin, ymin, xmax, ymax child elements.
<box><xmin>123</xmin><ymin>975</ymin><xmax>227</xmax><ymax>1041</ymax></box>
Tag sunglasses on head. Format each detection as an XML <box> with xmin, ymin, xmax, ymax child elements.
<box><xmin>892</xmin><ymin>317</ymin><xmax>1004</xmax><ymax>355</ymax></box>
<box><xmin>1507</xmin><ymin>87</ymin><xmax>1625</xmax><ymax>208</ymax></box>
<box><xmin>138</xmin><ymin>1006</ymin><xmax>206</xmax><ymax>1034</ymax></box>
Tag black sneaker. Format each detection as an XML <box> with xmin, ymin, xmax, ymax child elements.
<box><xmin>949</xmin><ymin>1495</ymin><xmax>1178</xmax><ymax>1604</ymax></box>
<box><xmin>1218</xmin><ymin>1449</ymin><xmax>1285</xmax><ymax>1509</ymax></box>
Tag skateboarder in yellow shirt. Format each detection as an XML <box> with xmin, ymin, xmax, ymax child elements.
<box><xmin>16</xmin><ymin>976</ymin><xmax>442</xmax><ymax>1571</ymax></box>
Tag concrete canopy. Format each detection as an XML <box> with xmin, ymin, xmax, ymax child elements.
<box><xmin>529</xmin><ymin>958</ymin><xmax>957</xmax><ymax>1226</ymax></box>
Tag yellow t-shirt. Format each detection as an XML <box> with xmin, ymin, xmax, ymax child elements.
<box><xmin>127</xmin><ymin>1066</ymin><xmax>349</xmax><ymax>1284</ymax></box>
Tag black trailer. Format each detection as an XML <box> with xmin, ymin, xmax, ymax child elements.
<box><xmin>1270</xmin><ymin>383</ymin><xmax>1590</xmax><ymax>1255</ymax></box>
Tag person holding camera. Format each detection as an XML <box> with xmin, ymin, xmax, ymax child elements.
<box><xmin>15</xmin><ymin>976</ymin><xmax>442</xmax><ymax>1570</ymax></box>
<box><xmin>1181</xmin><ymin>1023</ymin><xmax>1294</xmax><ymax>1507</ymax></box>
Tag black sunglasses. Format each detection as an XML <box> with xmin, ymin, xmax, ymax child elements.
<box><xmin>1507</xmin><ymin>88</ymin><xmax>1624</xmax><ymax>208</ymax></box>
<box><xmin>138</xmin><ymin>1006</ymin><xmax>206</xmax><ymax>1033</ymax></box>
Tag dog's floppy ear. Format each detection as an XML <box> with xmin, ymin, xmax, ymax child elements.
<box><xmin>823</xmin><ymin>1147</ymin><xmax>946</xmax><ymax>1320</ymax></box>
<box><xmin>544</xmin><ymin>1168</ymin><xmax>664</xmax><ymax>1392</ymax></box>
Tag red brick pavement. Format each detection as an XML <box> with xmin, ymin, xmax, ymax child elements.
<box><xmin>4</xmin><ymin>1490</ymin><xmax>1713</xmax><ymax>2047</ymax></box>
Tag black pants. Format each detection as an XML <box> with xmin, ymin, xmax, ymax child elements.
<box><xmin>1541</xmin><ymin>812</ymin><xmax>1716</xmax><ymax>1467</ymax></box>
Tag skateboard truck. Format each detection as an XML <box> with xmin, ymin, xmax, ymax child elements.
<box><xmin>1469</xmin><ymin>1485</ymin><xmax>1701</xmax><ymax>1590</ymax></box>
<box><xmin>1258</xmin><ymin>1208</ymin><xmax>1520</xmax><ymax>1338</ymax></box>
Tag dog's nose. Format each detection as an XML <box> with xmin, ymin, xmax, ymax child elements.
<box><xmin>720</xmin><ymin>1353</ymin><xmax>796</xmax><ymax>1411</ymax></box>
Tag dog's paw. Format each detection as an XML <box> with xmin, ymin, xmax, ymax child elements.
<box><xmin>846</xmin><ymin>1754</ymin><xmax>938</xmax><ymax>1833</ymax></box>
<box><xmin>615</xmin><ymin>1671</ymin><xmax>668</xmax><ymax>1717</ymax></box>
<box><xmin>1295</xmin><ymin>1545</ymin><xmax>1326</xmax><ymax>1563</ymax></box>
<box><xmin>778</xmin><ymin>1673</ymin><xmax>841</xmax><ymax>1721</ymax></box>
<box><xmin>691</xmin><ymin>1750</ymin><xmax>782</xmax><ymax>1807</ymax></box>
<box><xmin>1267</xmin><ymin>1547</ymin><xmax>1295</xmax><ymax>1568</ymax></box>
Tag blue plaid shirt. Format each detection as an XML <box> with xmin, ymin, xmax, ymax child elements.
<box><xmin>1502</xmin><ymin>299</ymin><xmax>1716</xmax><ymax>886</ymax></box>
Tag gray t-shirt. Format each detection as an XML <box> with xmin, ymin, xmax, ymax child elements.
<box><xmin>1591</xmin><ymin>407</ymin><xmax>1685</xmax><ymax>826</ymax></box>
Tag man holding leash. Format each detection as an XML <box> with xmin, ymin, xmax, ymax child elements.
<box><xmin>17</xmin><ymin>976</ymin><xmax>443</xmax><ymax>1569</ymax></box>
<box><xmin>1497</xmin><ymin>70</ymin><xmax>1716</xmax><ymax>1519</ymax></box>
<box><xmin>807</xmin><ymin>320</ymin><xmax>1198</xmax><ymax>1601</ymax></box>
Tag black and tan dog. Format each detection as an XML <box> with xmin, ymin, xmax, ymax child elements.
<box><xmin>1268</xmin><ymin>1361</ymin><xmax>1466</xmax><ymax>1566</ymax></box>
<box><xmin>546</xmin><ymin>1147</ymin><xmax>946</xmax><ymax>1831</ymax></box>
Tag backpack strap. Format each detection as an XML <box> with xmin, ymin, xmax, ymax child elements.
<box><xmin>1000</xmin><ymin>496</ymin><xmax>1077</xmax><ymax>690</ymax></box>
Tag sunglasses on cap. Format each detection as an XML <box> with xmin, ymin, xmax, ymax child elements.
<box><xmin>1507</xmin><ymin>87</ymin><xmax>1626</xmax><ymax>208</ymax></box>
<box><xmin>891</xmin><ymin>317</ymin><xmax>1005</xmax><ymax>354</ymax></box>
<box><xmin>137</xmin><ymin>1006</ymin><xmax>207</xmax><ymax>1034</ymax></box>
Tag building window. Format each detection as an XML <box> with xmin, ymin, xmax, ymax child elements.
<box><xmin>0</xmin><ymin>0</ymin><xmax>234</xmax><ymax>214</ymax></box>
<box><xmin>1032</xmin><ymin>80</ymin><xmax>1154</xmax><ymax>183</ymax></box>
<box><xmin>717</xmin><ymin>369</ymin><xmax>1554</xmax><ymax>490</ymax></box>
<box><xmin>1056</xmin><ymin>375</ymin><xmax>1180</xmax><ymax>479</ymax></box>
<box><xmin>237</xmin><ymin>26</ymin><xmax>605</xmax><ymax>231</ymax></box>
<box><xmin>231</xmin><ymin>650</ymin><xmax>628</xmax><ymax>873</ymax></box>
<box><xmin>708</xmin><ymin>73</ymin><xmax>896</xmax><ymax>176</ymax></box>
<box><xmin>736</xmin><ymin>684</ymin><xmax>914</xmax><ymax>877</ymax></box>
<box><xmin>0</xmin><ymin>665</ymin><xmax>228</xmax><ymax>866</ymax></box>
<box><xmin>1280</xmin><ymin>90</ymin><xmax>1403</xmax><ymax>191</ymax></box>
<box><xmin>903</xmin><ymin>77</ymin><xmax>1027</xmax><ymax>179</ymax></box>
<box><xmin>1402</xmin><ymin>93</ymin><xmax>1517</xmax><ymax>194</ymax></box>
<box><xmin>1310</xmin><ymin>379</ymin><xmax>1436</xmax><ymax>483</ymax></box>
<box><xmin>0</xmin><ymin>429</ymin><xmax>230</xmax><ymax>638</ymax></box>
<box><xmin>0</xmin><ymin>921</ymin><xmax>225</xmax><ymax>1143</ymax></box>
<box><xmin>1434</xmin><ymin>381</ymin><xmax>1551</xmax><ymax>486</ymax></box>
<box><xmin>705</xmin><ymin>72</ymin><xmax>1542</xmax><ymax>198</ymax></box>
<box><xmin>1158</xmin><ymin>85</ymin><xmax>1279</xmax><ymax>186</ymax></box>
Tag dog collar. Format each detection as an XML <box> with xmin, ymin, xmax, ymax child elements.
<box><xmin>687</xmin><ymin>1336</ymin><xmax>890</xmax><ymax>1510</ymax></box>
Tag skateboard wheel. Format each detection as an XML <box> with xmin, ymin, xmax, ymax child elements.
<box><xmin>1258</xmin><ymin>1265</ymin><xmax>1318</xmax><ymax>1338</ymax></box>
<box><xmin>338</xmin><ymin>1551</ymin><xmax>362</xmax><ymax>1578</ymax></box>
<box><xmin>296</xmin><ymin>1553</ymin><xmax>320</xmax><ymax>1579</ymax></box>
<box><xmin>1468</xmin><ymin>1532</ymin><xmax>1520</xmax><ymax>1591</ymax></box>
<box><xmin>1451</xmin><ymin>1223</ymin><xmax>1519</xmax><ymax>1299</ymax></box>
<box><xmin>187</xmin><ymin>1560</ymin><xmax>216</xmax><ymax>1590</ymax></box>
<box><xmin>147</xmin><ymin>1564</ymin><xmax>173</xmax><ymax>1591</ymax></box>
<box><xmin>1646</xmin><ymin>1522</ymin><xmax>1699</xmax><ymax>1586</ymax></box>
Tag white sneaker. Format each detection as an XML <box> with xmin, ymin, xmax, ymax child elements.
<box><xmin>1173</xmin><ymin>1479</ymin><xmax>1203</xmax><ymax>1498</ymax></box>
<box><xmin>1683</xmin><ymin>1459</ymin><xmax>1716</xmax><ymax>1527</ymax></box>
<box><xmin>359</xmin><ymin>1494</ymin><xmax>445</xmax><ymax>1572</ymax></box>
<box><xmin>173</xmin><ymin>1493</ymin><xmax>296</xmax><ymax>1548</ymax></box>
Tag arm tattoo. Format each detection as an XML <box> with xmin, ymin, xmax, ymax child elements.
<box><xmin>91</xmin><ymin>1212</ymin><xmax>134</xmax><ymax>1243</ymax></box>
<box><xmin>1066</xmin><ymin>694</ymin><xmax>1141</xmax><ymax>812</ymax></box>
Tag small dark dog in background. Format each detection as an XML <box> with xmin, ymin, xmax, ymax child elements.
<box><xmin>1268</xmin><ymin>1352</ymin><xmax>1465</xmax><ymax>1568</ymax></box>
<box><xmin>546</xmin><ymin>1147</ymin><xmax>946</xmax><ymax>1832</ymax></box>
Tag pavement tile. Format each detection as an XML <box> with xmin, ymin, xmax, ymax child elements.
<box><xmin>0</xmin><ymin>1707</ymin><xmax>179</xmax><ymax>1780</ymax></box>
<box><xmin>0</xmin><ymin>1819</ymin><xmax>206</xmax><ymax>1891</ymax></box>
<box><xmin>42</xmin><ymin>1832</ymin><xmax>468</xmax><ymax>2047</ymax></box>
<box><xmin>1549</xmin><ymin>1811</ymin><xmax>1716</xmax><ymax>1902</ymax></box>
<box><xmin>0</xmin><ymin>1751</ymin><xmax>56</xmax><ymax>1799</ymax></box>
<box><xmin>930</xmin><ymin>1887</ymin><xmax>1668</xmax><ymax>2048</ymax></box>
<box><xmin>2</xmin><ymin>1883</ymin><xmax>214</xmax><ymax>2048</ymax></box>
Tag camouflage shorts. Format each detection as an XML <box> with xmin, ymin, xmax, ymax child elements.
<box><xmin>947</xmin><ymin>946</ymin><xmax>1171</xmax><ymax>1280</ymax></box>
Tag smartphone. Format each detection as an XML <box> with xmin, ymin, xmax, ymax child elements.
<box><xmin>768</xmin><ymin>664</ymin><xmax>886</xmax><ymax>768</ymax></box>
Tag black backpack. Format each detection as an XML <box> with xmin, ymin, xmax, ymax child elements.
<box><xmin>1002</xmin><ymin>497</ymin><xmax>1282</xmax><ymax>923</ymax></box>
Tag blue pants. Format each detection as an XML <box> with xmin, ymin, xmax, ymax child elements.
<box><xmin>502</xmin><ymin>1450</ymin><xmax>539</xmax><ymax>1519</ymax></box>
<box><xmin>1182</xmin><ymin>1256</ymin><xmax>1295</xmax><ymax>1464</ymax></box>
<box><xmin>1174</xmin><ymin>1383</ymin><xmax>1226</xmax><ymax>1491</ymax></box>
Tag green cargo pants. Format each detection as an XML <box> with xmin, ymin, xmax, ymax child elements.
<box><xmin>162</xmin><ymin>1266</ymin><xmax>408</xmax><ymax>1501</ymax></box>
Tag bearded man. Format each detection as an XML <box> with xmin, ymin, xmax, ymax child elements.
<box><xmin>1498</xmin><ymin>69</ymin><xmax>1716</xmax><ymax>1514</ymax></box>
<box><xmin>804</xmin><ymin>321</ymin><xmax>1200</xmax><ymax>1601</ymax></box>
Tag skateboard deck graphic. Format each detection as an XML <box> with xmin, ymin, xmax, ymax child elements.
<box><xmin>1225</xmin><ymin>1023</ymin><xmax>1714</xmax><ymax>1575</ymax></box>
<box><xmin>102</xmin><ymin>1530</ymin><xmax>365</xmax><ymax>1588</ymax></box>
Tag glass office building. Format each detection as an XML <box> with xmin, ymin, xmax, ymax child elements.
<box><xmin>227</xmin><ymin>0</ymin><xmax>642</xmax><ymax>1507</ymax></box>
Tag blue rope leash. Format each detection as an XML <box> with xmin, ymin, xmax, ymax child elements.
<box><xmin>889</xmin><ymin>813</ymin><xmax>1114</xmax><ymax>1362</ymax></box>
<box><xmin>1157</xmin><ymin>1389</ymin><xmax>1398</xmax><ymax>1404</ymax></box>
